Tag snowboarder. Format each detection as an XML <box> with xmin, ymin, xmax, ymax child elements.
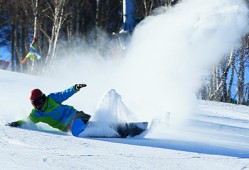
<box><xmin>6</xmin><ymin>84</ymin><xmax>91</xmax><ymax>136</ymax></box>
<box><xmin>21</xmin><ymin>37</ymin><xmax>42</xmax><ymax>73</ymax></box>
<box><xmin>21</xmin><ymin>37</ymin><xmax>41</xmax><ymax>64</ymax></box>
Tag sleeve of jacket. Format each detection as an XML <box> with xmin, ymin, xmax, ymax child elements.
<box><xmin>15</xmin><ymin>110</ymin><xmax>40</xmax><ymax>126</ymax></box>
<box><xmin>28</xmin><ymin>111</ymin><xmax>40</xmax><ymax>124</ymax></box>
<box><xmin>48</xmin><ymin>86</ymin><xmax>77</xmax><ymax>104</ymax></box>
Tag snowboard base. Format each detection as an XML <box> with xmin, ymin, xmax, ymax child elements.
<box><xmin>73</xmin><ymin>121</ymin><xmax>148</xmax><ymax>138</ymax></box>
<box><xmin>112</xmin><ymin>122</ymin><xmax>148</xmax><ymax>138</ymax></box>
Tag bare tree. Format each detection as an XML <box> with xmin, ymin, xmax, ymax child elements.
<box><xmin>40</xmin><ymin>0</ymin><xmax>70</xmax><ymax>72</ymax></box>
<box><xmin>227</xmin><ymin>48</ymin><xmax>235</xmax><ymax>102</ymax></box>
<box><xmin>25</xmin><ymin>0</ymin><xmax>40</xmax><ymax>73</ymax></box>
<box><xmin>237</xmin><ymin>40</ymin><xmax>246</xmax><ymax>104</ymax></box>
<box><xmin>209</xmin><ymin>65</ymin><xmax>218</xmax><ymax>100</ymax></box>
<box><xmin>208</xmin><ymin>49</ymin><xmax>235</xmax><ymax>102</ymax></box>
<box><xmin>9</xmin><ymin>0</ymin><xmax>25</xmax><ymax>72</ymax></box>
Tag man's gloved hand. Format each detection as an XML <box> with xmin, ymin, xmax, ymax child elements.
<box><xmin>6</xmin><ymin>121</ymin><xmax>20</xmax><ymax>127</ymax></box>
<box><xmin>74</xmin><ymin>84</ymin><xmax>87</xmax><ymax>91</ymax></box>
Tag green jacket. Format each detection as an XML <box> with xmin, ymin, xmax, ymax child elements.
<box><xmin>18</xmin><ymin>86</ymin><xmax>78</xmax><ymax>131</ymax></box>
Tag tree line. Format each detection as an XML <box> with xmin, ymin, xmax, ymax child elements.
<box><xmin>0</xmin><ymin>0</ymin><xmax>249</xmax><ymax>105</ymax></box>
<box><xmin>202</xmin><ymin>0</ymin><xmax>249</xmax><ymax>105</ymax></box>
<box><xmin>0</xmin><ymin>0</ymin><xmax>177</xmax><ymax>72</ymax></box>
<box><xmin>202</xmin><ymin>36</ymin><xmax>249</xmax><ymax>105</ymax></box>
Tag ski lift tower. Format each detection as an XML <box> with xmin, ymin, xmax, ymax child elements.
<box><xmin>122</xmin><ymin>0</ymin><xmax>135</xmax><ymax>33</ymax></box>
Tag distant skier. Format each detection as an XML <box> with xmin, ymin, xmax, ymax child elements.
<box><xmin>21</xmin><ymin>37</ymin><xmax>41</xmax><ymax>63</ymax></box>
<box><xmin>6</xmin><ymin>84</ymin><xmax>91</xmax><ymax>136</ymax></box>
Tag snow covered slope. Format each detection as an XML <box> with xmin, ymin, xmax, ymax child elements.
<box><xmin>1</xmin><ymin>0</ymin><xmax>249</xmax><ymax>168</ymax></box>
<box><xmin>1</xmin><ymin>70</ymin><xmax>249</xmax><ymax>170</ymax></box>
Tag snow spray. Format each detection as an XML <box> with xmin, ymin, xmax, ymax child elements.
<box><xmin>49</xmin><ymin>0</ymin><xmax>249</xmax><ymax>136</ymax></box>
<box><xmin>117</xmin><ymin>0</ymin><xmax>249</xmax><ymax>130</ymax></box>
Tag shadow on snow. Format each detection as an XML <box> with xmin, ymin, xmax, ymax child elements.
<box><xmin>91</xmin><ymin>137</ymin><xmax>249</xmax><ymax>158</ymax></box>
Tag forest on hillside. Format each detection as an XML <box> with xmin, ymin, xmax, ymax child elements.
<box><xmin>0</xmin><ymin>0</ymin><xmax>177</xmax><ymax>71</ymax></box>
<box><xmin>0</xmin><ymin>0</ymin><xmax>249</xmax><ymax>105</ymax></box>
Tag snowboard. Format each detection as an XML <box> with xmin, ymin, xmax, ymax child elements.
<box><xmin>71</xmin><ymin>119</ymin><xmax>148</xmax><ymax>138</ymax></box>
<box><xmin>111</xmin><ymin>121</ymin><xmax>148</xmax><ymax>138</ymax></box>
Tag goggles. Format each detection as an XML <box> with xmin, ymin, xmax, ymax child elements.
<box><xmin>31</xmin><ymin>96</ymin><xmax>44</xmax><ymax>110</ymax></box>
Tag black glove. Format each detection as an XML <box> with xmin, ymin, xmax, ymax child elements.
<box><xmin>74</xmin><ymin>84</ymin><xmax>87</xmax><ymax>91</ymax></box>
<box><xmin>6</xmin><ymin>121</ymin><xmax>20</xmax><ymax>127</ymax></box>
